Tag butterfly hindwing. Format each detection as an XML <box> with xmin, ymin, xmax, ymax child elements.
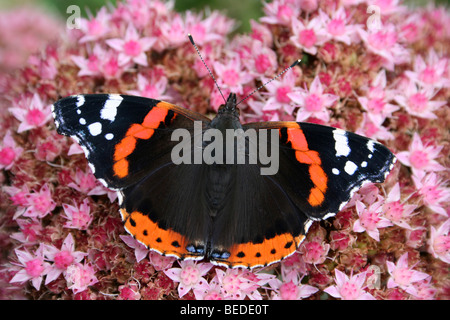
<box><xmin>207</xmin><ymin>162</ymin><xmax>309</xmax><ymax>268</ymax></box>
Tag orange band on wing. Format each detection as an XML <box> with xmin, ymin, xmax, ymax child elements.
<box><xmin>286</xmin><ymin>127</ymin><xmax>308</xmax><ymax>151</ymax></box>
<box><xmin>216</xmin><ymin>233</ymin><xmax>305</xmax><ymax>268</ymax></box>
<box><xmin>113</xmin><ymin>158</ymin><xmax>129</xmax><ymax>178</ymax></box>
<box><xmin>285</xmin><ymin>124</ymin><xmax>328</xmax><ymax>206</ymax></box>
<box><xmin>113</xmin><ymin>104</ymin><xmax>173</xmax><ymax>178</ymax></box>
<box><xmin>121</xmin><ymin>209</ymin><xmax>202</xmax><ymax>259</ymax></box>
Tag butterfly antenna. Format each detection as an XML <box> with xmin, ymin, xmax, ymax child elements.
<box><xmin>236</xmin><ymin>59</ymin><xmax>301</xmax><ymax>106</ymax></box>
<box><xmin>188</xmin><ymin>34</ymin><xmax>226</xmax><ymax>104</ymax></box>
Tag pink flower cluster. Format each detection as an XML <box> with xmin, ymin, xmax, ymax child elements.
<box><xmin>0</xmin><ymin>0</ymin><xmax>448</xmax><ymax>300</ymax></box>
<box><xmin>0</xmin><ymin>7</ymin><xmax>63</xmax><ymax>73</ymax></box>
<box><xmin>9</xmin><ymin>234</ymin><xmax>93</xmax><ymax>294</ymax></box>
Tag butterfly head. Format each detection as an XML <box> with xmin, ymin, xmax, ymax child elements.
<box><xmin>218</xmin><ymin>93</ymin><xmax>240</xmax><ymax>118</ymax></box>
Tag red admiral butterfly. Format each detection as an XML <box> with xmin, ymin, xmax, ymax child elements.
<box><xmin>52</xmin><ymin>36</ymin><xmax>396</xmax><ymax>269</ymax></box>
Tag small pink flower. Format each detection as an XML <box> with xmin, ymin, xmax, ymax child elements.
<box><xmin>67</xmin><ymin>142</ymin><xmax>84</xmax><ymax>156</ymax></box>
<box><xmin>10</xmin><ymin>244</ymin><xmax>50</xmax><ymax>290</ymax></box>
<box><xmin>358</xmin><ymin>24</ymin><xmax>410</xmax><ymax>71</ymax></box>
<box><xmin>206</xmin><ymin>10</ymin><xmax>235</xmax><ymax>37</ymax></box>
<box><xmin>270</xmin><ymin>269</ymin><xmax>318</xmax><ymax>300</ymax></box>
<box><xmin>330</xmin><ymin>230</ymin><xmax>354</xmax><ymax>251</ymax></box>
<box><xmin>106</xmin><ymin>24</ymin><xmax>156</xmax><ymax>66</ymax></box>
<box><xmin>290</xmin><ymin>17</ymin><xmax>328</xmax><ymax>55</ymax></box>
<box><xmin>396</xmin><ymin>133</ymin><xmax>445</xmax><ymax>176</ymax></box>
<box><xmin>10</xmin><ymin>218</ymin><xmax>43</xmax><ymax>244</ymax></box>
<box><xmin>394</xmin><ymin>81</ymin><xmax>446</xmax><ymax>119</ymax></box>
<box><xmin>299</xmin><ymin>0</ymin><xmax>319</xmax><ymax>12</ymax></box>
<box><xmin>43</xmin><ymin>233</ymin><xmax>87</xmax><ymax>284</ymax></box>
<box><xmin>71</xmin><ymin>44</ymin><xmax>104</xmax><ymax>77</ymax></box>
<box><xmin>61</xmin><ymin>198</ymin><xmax>93</xmax><ymax>230</ymax></box>
<box><xmin>118</xmin><ymin>281</ymin><xmax>141</xmax><ymax>300</ymax></box>
<box><xmin>413</xmin><ymin>277</ymin><xmax>437</xmax><ymax>300</ymax></box>
<box><xmin>9</xmin><ymin>93</ymin><xmax>52</xmax><ymax>133</ymax></box>
<box><xmin>300</xmin><ymin>240</ymin><xmax>330</xmax><ymax>264</ymax></box>
<box><xmin>4</xmin><ymin>184</ymin><xmax>30</xmax><ymax>208</ymax></box>
<box><xmin>405</xmin><ymin>227</ymin><xmax>427</xmax><ymax>249</ymax></box>
<box><xmin>383</xmin><ymin>183</ymin><xmax>416</xmax><ymax>229</ymax></box>
<box><xmin>120</xmin><ymin>235</ymin><xmax>149</xmax><ymax>262</ymax></box>
<box><xmin>370</xmin><ymin>0</ymin><xmax>406</xmax><ymax>15</ymax></box>
<box><xmin>271</xmin><ymin>278</ymin><xmax>318</xmax><ymax>300</ymax></box>
<box><xmin>398</xmin><ymin>13</ymin><xmax>422</xmax><ymax>43</ymax></box>
<box><xmin>23</xmin><ymin>183</ymin><xmax>56</xmax><ymax>219</ymax></box>
<box><xmin>127</xmin><ymin>73</ymin><xmax>171</xmax><ymax>101</ymax></box>
<box><xmin>164</xmin><ymin>260</ymin><xmax>212</xmax><ymax>299</ymax></box>
<box><xmin>386</xmin><ymin>253</ymin><xmax>430</xmax><ymax>297</ymax></box>
<box><xmin>412</xmin><ymin>172</ymin><xmax>449</xmax><ymax>217</ymax></box>
<box><xmin>353</xmin><ymin>200</ymin><xmax>393</xmax><ymax>241</ymax></box>
<box><xmin>65</xmin><ymin>262</ymin><xmax>98</xmax><ymax>294</ymax></box>
<box><xmin>261</xmin><ymin>0</ymin><xmax>300</xmax><ymax>26</ymax></box>
<box><xmin>261</xmin><ymin>69</ymin><xmax>299</xmax><ymax>115</ymax></box>
<box><xmin>67</xmin><ymin>168</ymin><xmax>108</xmax><ymax>196</ymax></box>
<box><xmin>196</xmin><ymin>276</ymin><xmax>225</xmax><ymax>300</ymax></box>
<box><xmin>148</xmin><ymin>251</ymin><xmax>176</xmax><ymax>271</ymax></box>
<box><xmin>405</xmin><ymin>50</ymin><xmax>449</xmax><ymax>89</ymax></box>
<box><xmin>250</xmin><ymin>19</ymin><xmax>273</xmax><ymax>47</ymax></box>
<box><xmin>100</xmin><ymin>50</ymin><xmax>125</xmax><ymax>80</ymax></box>
<box><xmin>214</xmin><ymin>55</ymin><xmax>254</xmax><ymax>95</ymax></box>
<box><xmin>324</xmin><ymin>269</ymin><xmax>376</xmax><ymax>300</ymax></box>
<box><xmin>246</xmin><ymin>39</ymin><xmax>278</xmax><ymax>77</ymax></box>
<box><xmin>0</xmin><ymin>131</ymin><xmax>23</xmax><ymax>170</ymax></box>
<box><xmin>356</xmin><ymin>69</ymin><xmax>399</xmax><ymax>124</ymax></box>
<box><xmin>79</xmin><ymin>7</ymin><xmax>111</xmax><ymax>43</ymax></box>
<box><xmin>355</xmin><ymin>113</ymin><xmax>395</xmax><ymax>141</ymax></box>
<box><xmin>157</xmin><ymin>14</ymin><xmax>187</xmax><ymax>49</ymax></box>
<box><xmin>428</xmin><ymin>219</ymin><xmax>450</xmax><ymax>264</ymax></box>
<box><xmin>213</xmin><ymin>268</ymin><xmax>275</xmax><ymax>300</ymax></box>
<box><xmin>184</xmin><ymin>11</ymin><xmax>223</xmax><ymax>45</ymax></box>
<box><xmin>280</xmin><ymin>252</ymin><xmax>308</xmax><ymax>279</ymax></box>
<box><xmin>319</xmin><ymin>7</ymin><xmax>359</xmax><ymax>45</ymax></box>
<box><xmin>288</xmin><ymin>75</ymin><xmax>339</xmax><ymax>122</ymax></box>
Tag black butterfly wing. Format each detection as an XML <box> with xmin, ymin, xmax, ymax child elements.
<box><xmin>208</xmin><ymin>121</ymin><xmax>396</xmax><ymax>268</ymax></box>
<box><xmin>244</xmin><ymin>121</ymin><xmax>396</xmax><ymax>220</ymax></box>
<box><xmin>208</xmin><ymin>162</ymin><xmax>309</xmax><ymax>268</ymax></box>
<box><xmin>52</xmin><ymin>94</ymin><xmax>211</xmax><ymax>189</ymax></box>
<box><xmin>53</xmin><ymin>94</ymin><xmax>212</xmax><ymax>260</ymax></box>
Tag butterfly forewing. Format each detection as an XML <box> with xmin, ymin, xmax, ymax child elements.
<box><xmin>52</xmin><ymin>94</ymin><xmax>210</xmax><ymax>190</ymax></box>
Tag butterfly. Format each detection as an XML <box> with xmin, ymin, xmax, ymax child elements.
<box><xmin>52</xmin><ymin>36</ymin><xmax>396</xmax><ymax>269</ymax></box>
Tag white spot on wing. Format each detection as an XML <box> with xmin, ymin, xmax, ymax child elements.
<box><xmin>76</xmin><ymin>95</ymin><xmax>85</xmax><ymax>108</ymax></box>
<box><xmin>344</xmin><ymin>161</ymin><xmax>358</xmax><ymax>175</ymax></box>
<box><xmin>117</xmin><ymin>191</ymin><xmax>123</xmax><ymax>205</ymax></box>
<box><xmin>367</xmin><ymin>140</ymin><xmax>375</xmax><ymax>153</ymax></box>
<box><xmin>105</xmin><ymin>133</ymin><xmax>114</xmax><ymax>140</ymax></box>
<box><xmin>332</xmin><ymin>168</ymin><xmax>340</xmax><ymax>175</ymax></box>
<box><xmin>333</xmin><ymin>129</ymin><xmax>350</xmax><ymax>157</ymax></box>
<box><xmin>79</xmin><ymin>118</ymin><xmax>86</xmax><ymax>125</ymax></box>
<box><xmin>100</xmin><ymin>94</ymin><xmax>122</xmax><ymax>121</ymax></box>
<box><xmin>88</xmin><ymin>122</ymin><xmax>102</xmax><ymax>136</ymax></box>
